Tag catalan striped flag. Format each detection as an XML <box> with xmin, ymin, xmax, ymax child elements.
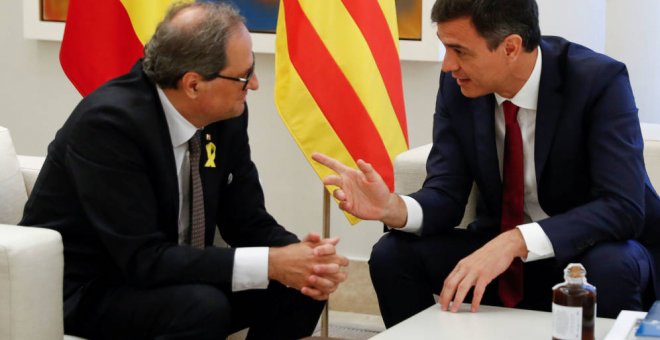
<box><xmin>60</xmin><ymin>0</ymin><xmax>177</xmax><ymax>96</ymax></box>
<box><xmin>274</xmin><ymin>0</ymin><xmax>408</xmax><ymax>223</ymax></box>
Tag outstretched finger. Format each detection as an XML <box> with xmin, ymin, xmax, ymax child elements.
<box><xmin>470</xmin><ymin>280</ymin><xmax>487</xmax><ymax>313</ymax></box>
<box><xmin>312</xmin><ymin>152</ymin><xmax>350</xmax><ymax>174</ymax></box>
<box><xmin>333</xmin><ymin>189</ymin><xmax>346</xmax><ymax>201</ymax></box>
<box><xmin>356</xmin><ymin>159</ymin><xmax>382</xmax><ymax>183</ymax></box>
<box><xmin>450</xmin><ymin>274</ymin><xmax>474</xmax><ymax>312</ymax></box>
<box><xmin>322</xmin><ymin>174</ymin><xmax>342</xmax><ymax>187</ymax></box>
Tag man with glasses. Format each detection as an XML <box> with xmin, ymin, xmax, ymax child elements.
<box><xmin>21</xmin><ymin>3</ymin><xmax>348</xmax><ymax>339</ymax></box>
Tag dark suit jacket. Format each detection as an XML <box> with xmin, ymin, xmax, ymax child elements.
<box><xmin>409</xmin><ymin>36</ymin><xmax>660</xmax><ymax>296</ymax></box>
<box><xmin>20</xmin><ymin>61</ymin><xmax>298</xmax><ymax>314</ymax></box>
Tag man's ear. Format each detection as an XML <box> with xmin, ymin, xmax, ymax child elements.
<box><xmin>503</xmin><ymin>34</ymin><xmax>524</xmax><ymax>59</ymax></box>
<box><xmin>180</xmin><ymin>71</ymin><xmax>202</xmax><ymax>98</ymax></box>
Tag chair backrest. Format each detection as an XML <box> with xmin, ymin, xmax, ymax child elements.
<box><xmin>393</xmin><ymin>143</ymin><xmax>478</xmax><ymax>227</ymax></box>
<box><xmin>642</xmin><ymin>123</ymin><xmax>660</xmax><ymax>189</ymax></box>
<box><xmin>0</xmin><ymin>126</ymin><xmax>28</xmax><ymax>224</ymax></box>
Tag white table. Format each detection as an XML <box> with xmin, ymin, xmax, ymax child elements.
<box><xmin>371</xmin><ymin>304</ymin><xmax>615</xmax><ymax>339</ymax></box>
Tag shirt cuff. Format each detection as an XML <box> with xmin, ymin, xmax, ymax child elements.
<box><xmin>517</xmin><ymin>222</ymin><xmax>555</xmax><ymax>262</ymax></box>
<box><xmin>232</xmin><ymin>247</ymin><xmax>269</xmax><ymax>292</ymax></box>
<box><xmin>389</xmin><ymin>195</ymin><xmax>423</xmax><ymax>235</ymax></box>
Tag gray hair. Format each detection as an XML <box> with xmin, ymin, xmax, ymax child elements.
<box><xmin>143</xmin><ymin>2</ymin><xmax>245</xmax><ymax>88</ymax></box>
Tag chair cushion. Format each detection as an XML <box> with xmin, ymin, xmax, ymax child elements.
<box><xmin>0</xmin><ymin>127</ymin><xmax>27</xmax><ymax>224</ymax></box>
<box><xmin>393</xmin><ymin>143</ymin><xmax>432</xmax><ymax>195</ymax></box>
<box><xmin>0</xmin><ymin>224</ymin><xmax>64</xmax><ymax>339</ymax></box>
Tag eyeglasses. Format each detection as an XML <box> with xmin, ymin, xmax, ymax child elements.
<box><xmin>212</xmin><ymin>53</ymin><xmax>255</xmax><ymax>91</ymax></box>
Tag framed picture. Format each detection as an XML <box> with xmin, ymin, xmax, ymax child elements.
<box><xmin>23</xmin><ymin>0</ymin><xmax>442</xmax><ymax>61</ymax></box>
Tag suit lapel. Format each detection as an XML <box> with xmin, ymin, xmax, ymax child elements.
<box><xmin>535</xmin><ymin>40</ymin><xmax>564</xmax><ymax>183</ymax></box>
<box><xmin>149</xmin><ymin>82</ymin><xmax>180</xmax><ymax>239</ymax></box>
<box><xmin>472</xmin><ymin>95</ymin><xmax>502</xmax><ymax>196</ymax></box>
<box><xmin>159</xmin><ymin>122</ymin><xmax>180</xmax><ymax>238</ymax></box>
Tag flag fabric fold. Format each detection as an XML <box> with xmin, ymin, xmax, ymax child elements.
<box><xmin>60</xmin><ymin>0</ymin><xmax>176</xmax><ymax>96</ymax></box>
<box><xmin>274</xmin><ymin>0</ymin><xmax>409</xmax><ymax>224</ymax></box>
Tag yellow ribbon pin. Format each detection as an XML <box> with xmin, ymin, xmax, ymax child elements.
<box><xmin>205</xmin><ymin>142</ymin><xmax>216</xmax><ymax>168</ymax></box>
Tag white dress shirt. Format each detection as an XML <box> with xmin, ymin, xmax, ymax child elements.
<box><xmin>399</xmin><ymin>48</ymin><xmax>555</xmax><ymax>262</ymax></box>
<box><xmin>157</xmin><ymin>88</ymin><xmax>269</xmax><ymax>291</ymax></box>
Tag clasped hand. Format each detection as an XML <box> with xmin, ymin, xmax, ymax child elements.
<box><xmin>269</xmin><ymin>232</ymin><xmax>349</xmax><ymax>301</ymax></box>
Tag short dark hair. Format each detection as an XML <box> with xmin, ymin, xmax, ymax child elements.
<box><xmin>143</xmin><ymin>2</ymin><xmax>245</xmax><ymax>89</ymax></box>
<box><xmin>431</xmin><ymin>0</ymin><xmax>540</xmax><ymax>52</ymax></box>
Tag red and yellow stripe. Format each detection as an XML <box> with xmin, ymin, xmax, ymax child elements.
<box><xmin>60</xmin><ymin>0</ymin><xmax>178</xmax><ymax>96</ymax></box>
<box><xmin>274</xmin><ymin>0</ymin><xmax>409</xmax><ymax>223</ymax></box>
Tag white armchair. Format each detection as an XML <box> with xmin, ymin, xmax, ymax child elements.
<box><xmin>0</xmin><ymin>126</ymin><xmax>64</xmax><ymax>340</ymax></box>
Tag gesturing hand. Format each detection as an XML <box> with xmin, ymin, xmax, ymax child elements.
<box><xmin>438</xmin><ymin>229</ymin><xmax>527</xmax><ymax>312</ymax></box>
<box><xmin>312</xmin><ymin>153</ymin><xmax>407</xmax><ymax>227</ymax></box>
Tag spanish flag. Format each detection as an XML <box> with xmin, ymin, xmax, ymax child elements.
<box><xmin>60</xmin><ymin>0</ymin><xmax>177</xmax><ymax>96</ymax></box>
<box><xmin>274</xmin><ymin>0</ymin><xmax>408</xmax><ymax>223</ymax></box>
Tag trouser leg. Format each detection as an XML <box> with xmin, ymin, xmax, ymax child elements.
<box><xmin>66</xmin><ymin>283</ymin><xmax>231</xmax><ymax>340</ymax></box>
<box><xmin>230</xmin><ymin>280</ymin><xmax>325</xmax><ymax>340</ymax></box>
<box><xmin>369</xmin><ymin>230</ymin><xmax>494</xmax><ymax>327</ymax></box>
<box><xmin>577</xmin><ymin>240</ymin><xmax>652</xmax><ymax>318</ymax></box>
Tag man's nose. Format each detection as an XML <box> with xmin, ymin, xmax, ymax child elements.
<box><xmin>441</xmin><ymin>52</ymin><xmax>458</xmax><ymax>73</ymax></box>
<box><xmin>247</xmin><ymin>72</ymin><xmax>259</xmax><ymax>91</ymax></box>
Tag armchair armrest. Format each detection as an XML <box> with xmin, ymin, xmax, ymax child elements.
<box><xmin>0</xmin><ymin>224</ymin><xmax>64</xmax><ymax>340</ymax></box>
<box><xmin>17</xmin><ymin>155</ymin><xmax>45</xmax><ymax>196</ymax></box>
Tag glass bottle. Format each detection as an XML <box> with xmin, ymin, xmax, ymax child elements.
<box><xmin>552</xmin><ymin>263</ymin><xmax>597</xmax><ymax>340</ymax></box>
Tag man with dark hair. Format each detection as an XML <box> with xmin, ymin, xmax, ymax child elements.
<box><xmin>21</xmin><ymin>2</ymin><xmax>348</xmax><ymax>339</ymax></box>
<box><xmin>313</xmin><ymin>0</ymin><xmax>660</xmax><ymax>327</ymax></box>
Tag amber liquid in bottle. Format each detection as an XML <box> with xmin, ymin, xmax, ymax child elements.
<box><xmin>551</xmin><ymin>263</ymin><xmax>597</xmax><ymax>340</ymax></box>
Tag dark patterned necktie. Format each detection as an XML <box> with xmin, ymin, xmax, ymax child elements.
<box><xmin>499</xmin><ymin>100</ymin><xmax>524</xmax><ymax>307</ymax></box>
<box><xmin>189</xmin><ymin>130</ymin><xmax>205</xmax><ymax>249</ymax></box>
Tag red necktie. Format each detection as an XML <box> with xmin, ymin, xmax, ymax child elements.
<box><xmin>498</xmin><ymin>101</ymin><xmax>524</xmax><ymax>307</ymax></box>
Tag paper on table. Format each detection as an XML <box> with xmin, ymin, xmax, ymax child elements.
<box><xmin>605</xmin><ymin>310</ymin><xmax>647</xmax><ymax>340</ymax></box>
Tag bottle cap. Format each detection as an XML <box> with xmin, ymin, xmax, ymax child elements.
<box><xmin>566</xmin><ymin>263</ymin><xmax>586</xmax><ymax>278</ymax></box>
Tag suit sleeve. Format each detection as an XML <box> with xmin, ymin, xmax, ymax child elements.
<box><xmin>409</xmin><ymin>72</ymin><xmax>475</xmax><ymax>236</ymax></box>
<box><xmin>539</xmin><ymin>64</ymin><xmax>646</xmax><ymax>264</ymax></box>
<box><xmin>214</xmin><ymin>112</ymin><xmax>299</xmax><ymax>248</ymax></box>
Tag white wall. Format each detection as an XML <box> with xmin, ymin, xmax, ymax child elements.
<box><xmin>537</xmin><ymin>0</ymin><xmax>606</xmax><ymax>52</ymax></box>
<box><xmin>2</xmin><ymin>0</ymin><xmax>659</xmax><ymax>260</ymax></box>
<box><xmin>605</xmin><ymin>0</ymin><xmax>660</xmax><ymax>124</ymax></box>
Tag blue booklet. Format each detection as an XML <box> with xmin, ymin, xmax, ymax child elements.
<box><xmin>637</xmin><ymin>301</ymin><xmax>660</xmax><ymax>337</ymax></box>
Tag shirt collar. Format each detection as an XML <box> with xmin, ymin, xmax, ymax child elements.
<box><xmin>157</xmin><ymin>86</ymin><xmax>199</xmax><ymax>148</ymax></box>
<box><xmin>494</xmin><ymin>47</ymin><xmax>542</xmax><ymax>111</ymax></box>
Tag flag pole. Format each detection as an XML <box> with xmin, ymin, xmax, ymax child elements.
<box><xmin>321</xmin><ymin>186</ymin><xmax>331</xmax><ymax>337</ymax></box>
